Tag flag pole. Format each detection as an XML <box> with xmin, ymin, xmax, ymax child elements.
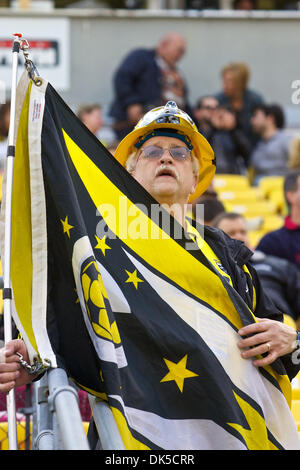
<box><xmin>3</xmin><ymin>33</ymin><xmax>24</xmax><ymax>451</ymax></box>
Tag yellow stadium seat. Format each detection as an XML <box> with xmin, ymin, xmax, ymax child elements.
<box><xmin>268</xmin><ymin>190</ymin><xmax>287</xmax><ymax>214</ymax></box>
<box><xmin>0</xmin><ymin>420</ymin><xmax>90</xmax><ymax>450</ymax></box>
<box><xmin>217</xmin><ymin>187</ymin><xmax>264</xmax><ymax>203</ymax></box>
<box><xmin>224</xmin><ymin>200</ymin><xmax>277</xmax><ymax>218</ymax></box>
<box><xmin>261</xmin><ymin>215</ymin><xmax>283</xmax><ymax>231</ymax></box>
<box><xmin>0</xmin><ymin>422</ymin><xmax>31</xmax><ymax>450</ymax></box>
<box><xmin>213</xmin><ymin>174</ymin><xmax>250</xmax><ymax>191</ymax></box>
<box><xmin>245</xmin><ymin>216</ymin><xmax>264</xmax><ymax>231</ymax></box>
<box><xmin>293</xmin><ymin>389</ymin><xmax>300</xmax><ymax>400</ymax></box>
<box><xmin>248</xmin><ymin>229</ymin><xmax>269</xmax><ymax>248</ymax></box>
<box><xmin>258</xmin><ymin>176</ymin><xmax>284</xmax><ymax>198</ymax></box>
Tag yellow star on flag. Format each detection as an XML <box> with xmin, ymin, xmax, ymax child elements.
<box><xmin>160</xmin><ymin>354</ymin><xmax>198</xmax><ymax>393</ymax></box>
<box><xmin>61</xmin><ymin>215</ymin><xmax>74</xmax><ymax>238</ymax></box>
<box><xmin>94</xmin><ymin>235</ymin><xmax>111</xmax><ymax>256</ymax></box>
<box><xmin>125</xmin><ymin>269</ymin><xmax>144</xmax><ymax>289</ymax></box>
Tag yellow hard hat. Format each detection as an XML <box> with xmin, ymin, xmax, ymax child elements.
<box><xmin>114</xmin><ymin>101</ymin><xmax>216</xmax><ymax>201</ymax></box>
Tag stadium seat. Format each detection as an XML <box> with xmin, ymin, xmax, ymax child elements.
<box><xmin>213</xmin><ymin>174</ymin><xmax>250</xmax><ymax>191</ymax></box>
<box><xmin>248</xmin><ymin>229</ymin><xmax>269</xmax><ymax>248</ymax></box>
<box><xmin>258</xmin><ymin>176</ymin><xmax>284</xmax><ymax>198</ymax></box>
<box><xmin>0</xmin><ymin>420</ymin><xmax>90</xmax><ymax>450</ymax></box>
<box><xmin>224</xmin><ymin>200</ymin><xmax>277</xmax><ymax>218</ymax></box>
<box><xmin>261</xmin><ymin>215</ymin><xmax>283</xmax><ymax>231</ymax></box>
<box><xmin>216</xmin><ymin>187</ymin><xmax>264</xmax><ymax>204</ymax></box>
<box><xmin>245</xmin><ymin>216</ymin><xmax>264</xmax><ymax>231</ymax></box>
<box><xmin>0</xmin><ymin>422</ymin><xmax>31</xmax><ymax>450</ymax></box>
<box><xmin>293</xmin><ymin>389</ymin><xmax>300</xmax><ymax>401</ymax></box>
<box><xmin>268</xmin><ymin>190</ymin><xmax>286</xmax><ymax>214</ymax></box>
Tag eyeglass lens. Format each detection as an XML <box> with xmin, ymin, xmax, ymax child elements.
<box><xmin>142</xmin><ymin>145</ymin><xmax>191</xmax><ymax>160</ymax></box>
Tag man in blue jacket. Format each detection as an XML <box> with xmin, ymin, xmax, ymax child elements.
<box><xmin>109</xmin><ymin>32</ymin><xmax>189</xmax><ymax>140</ymax></box>
<box><xmin>257</xmin><ymin>170</ymin><xmax>300</xmax><ymax>270</ymax></box>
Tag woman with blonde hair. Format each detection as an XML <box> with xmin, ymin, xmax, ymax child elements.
<box><xmin>288</xmin><ymin>137</ymin><xmax>300</xmax><ymax>170</ymax></box>
<box><xmin>215</xmin><ymin>61</ymin><xmax>264</xmax><ymax>149</ymax></box>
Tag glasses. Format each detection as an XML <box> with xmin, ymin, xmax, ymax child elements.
<box><xmin>200</xmin><ymin>105</ymin><xmax>217</xmax><ymax>111</ymax></box>
<box><xmin>141</xmin><ymin>145</ymin><xmax>191</xmax><ymax>160</ymax></box>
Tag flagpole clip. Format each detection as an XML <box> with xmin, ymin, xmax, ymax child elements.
<box><xmin>19</xmin><ymin>37</ymin><xmax>43</xmax><ymax>87</ymax></box>
<box><xmin>16</xmin><ymin>352</ymin><xmax>51</xmax><ymax>376</ymax></box>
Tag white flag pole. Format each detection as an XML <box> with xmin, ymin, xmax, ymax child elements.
<box><xmin>3</xmin><ymin>33</ymin><xmax>24</xmax><ymax>451</ymax></box>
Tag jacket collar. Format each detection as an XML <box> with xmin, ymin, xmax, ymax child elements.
<box><xmin>187</xmin><ymin>218</ymin><xmax>254</xmax><ymax>267</ymax></box>
<box><xmin>284</xmin><ymin>215</ymin><xmax>300</xmax><ymax>230</ymax></box>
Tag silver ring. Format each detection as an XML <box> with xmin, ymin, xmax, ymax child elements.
<box><xmin>266</xmin><ymin>342</ymin><xmax>271</xmax><ymax>352</ymax></box>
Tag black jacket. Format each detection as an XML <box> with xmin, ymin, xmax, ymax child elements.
<box><xmin>201</xmin><ymin>223</ymin><xmax>299</xmax><ymax>380</ymax></box>
<box><xmin>251</xmin><ymin>250</ymin><xmax>300</xmax><ymax>323</ymax></box>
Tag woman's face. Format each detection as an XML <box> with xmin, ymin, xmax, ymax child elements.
<box><xmin>222</xmin><ymin>71</ymin><xmax>238</xmax><ymax>98</ymax></box>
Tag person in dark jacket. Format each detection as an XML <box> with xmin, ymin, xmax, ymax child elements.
<box><xmin>109</xmin><ymin>33</ymin><xmax>189</xmax><ymax>140</ymax></box>
<box><xmin>257</xmin><ymin>170</ymin><xmax>300</xmax><ymax>270</ymax></box>
<box><xmin>193</xmin><ymin>96</ymin><xmax>251</xmax><ymax>174</ymax></box>
<box><xmin>212</xmin><ymin>211</ymin><xmax>300</xmax><ymax>328</ymax></box>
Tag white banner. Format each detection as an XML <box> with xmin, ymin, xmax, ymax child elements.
<box><xmin>0</xmin><ymin>18</ymin><xmax>70</xmax><ymax>92</ymax></box>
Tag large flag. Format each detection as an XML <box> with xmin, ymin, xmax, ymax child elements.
<box><xmin>1</xmin><ymin>71</ymin><xmax>300</xmax><ymax>450</ymax></box>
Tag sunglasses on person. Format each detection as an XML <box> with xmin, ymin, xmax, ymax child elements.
<box><xmin>141</xmin><ymin>145</ymin><xmax>191</xmax><ymax>160</ymax></box>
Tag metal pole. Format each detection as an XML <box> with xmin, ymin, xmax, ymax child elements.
<box><xmin>88</xmin><ymin>395</ymin><xmax>125</xmax><ymax>450</ymax></box>
<box><xmin>47</xmin><ymin>368</ymin><xmax>90</xmax><ymax>450</ymax></box>
<box><xmin>3</xmin><ymin>33</ymin><xmax>23</xmax><ymax>451</ymax></box>
<box><xmin>33</xmin><ymin>374</ymin><xmax>54</xmax><ymax>450</ymax></box>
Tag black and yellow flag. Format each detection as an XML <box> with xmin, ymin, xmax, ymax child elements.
<box><xmin>2</xmin><ymin>72</ymin><xmax>300</xmax><ymax>450</ymax></box>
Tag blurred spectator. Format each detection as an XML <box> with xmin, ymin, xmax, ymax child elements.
<box><xmin>215</xmin><ymin>62</ymin><xmax>264</xmax><ymax>149</ymax></box>
<box><xmin>0</xmin><ymin>102</ymin><xmax>10</xmax><ymax>172</ymax></box>
<box><xmin>193</xmin><ymin>95</ymin><xmax>219</xmax><ymax>138</ymax></box>
<box><xmin>106</xmin><ymin>141</ymin><xmax>120</xmax><ymax>155</ymax></box>
<box><xmin>257</xmin><ymin>170</ymin><xmax>300</xmax><ymax>270</ymax></box>
<box><xmin>212</xmin><ymin>211</ymin><xmax>300</xmax><ymax>325</ymax></box>
<box><xmin>211</xmin><ymin>211</ymin><xmax>251</xmax><ymax>247</ymax></box>
<box><xmin>77</xmin><ymin>103</ymin><xmax>116</xmax><ymax>147</ymax></box>
<box><xmin>193</xmin><ymin>96</ymin><xmax>251</xmax><ymax>174</ymax></box>
<box><xmin>250</xmin><ymin>104</ymin><xmax>290</xmax><ymax>184</ymax></box>
<box><xmin>109</xmin><ymin>32</ymin><xmax>189</xmax><ymax>140</ymax></box>
<box><xmin>288</xmin><ymin>137</ymin><xmax>300</xmax><ymax>170</ymax></box>
<box><xmin>192</xmin><ymin>197</ymin><xmax>225</xmax><ymax>225</ymax></box>
<box><xmin>77</xmin><ymin>104</ymin><xmax>104</xmax><ymax>136</ymax></box>
<box><xmin>233</xmin><ymin>0</ymin><xmax>256</xmax><ymax>9</ymax></box>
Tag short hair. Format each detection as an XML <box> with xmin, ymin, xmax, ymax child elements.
<box><xmin>284</xmin><ymin>170</ymin><xmax>300</xmax><ymax>209</ymax></box>
<box><xmin>194</xmin><ymin>96</ymin><xmax>218</xmax><ymax>110</ymax></box>
<box><xmin>193</xmin><ymin>198</ymin><xmax>225</xmax><ymax>224</ymax></box>
<box><xmin>77</xmin><ymin>104</ymin><xmax>101</xmax><ymax>120</ymax></box>
<box><xmin>211</xmin><ymin>211</ymin><xmax>245</xmax><ymax>228</ymax></box>
<box><xmin>221</xmin><ymin>62</ymin><xmax>250</xmax><ymax>92</ymax></box>
<box><xmin>252</xmin><ymin>103</ymin><xmax>285</xmax><ymax>129</ymax></box>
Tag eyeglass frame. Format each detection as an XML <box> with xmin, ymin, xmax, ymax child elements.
<box><xmin>138</xmin><ymin>144</ymin><xmax>192</xmax><ymax>161</ymax></box>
